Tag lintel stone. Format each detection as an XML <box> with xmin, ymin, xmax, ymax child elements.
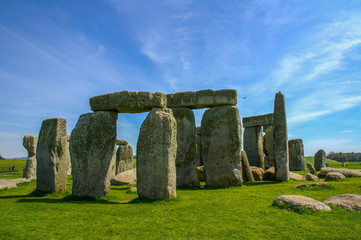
<box><xmin>242</xmin><ymin>113</ymin><xmax>274</xmax><ymax>128</ymax></box>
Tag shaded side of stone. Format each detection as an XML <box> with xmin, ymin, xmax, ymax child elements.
<box><xmin>201</xmin><ymin>106</ymin><xmax>242</xmax><ymax>186</ymax></box>
<box><xmin>273</xmin><ymin>92</ymin><xmax>289</xmax><ymax>181</ymax></box>
<box><xmin>69</xmin><ymin>111</ymin><xmax>118</xmax><ymax>197</ymax></box>
<box><xmin>241</xmin><ymin>151</ymin><xmax>254</xmax><ymax>182</ymax></box>
<box><xmin>242</xmin><ymin>113</ymin><xmax>274</xmax><ymax>128</ymax></box>
<box><xmin>263</xmin><ymin>125</ymin><xmax>274</xmax><ymax>169</ymax></box>
<box><xmin>306</xmin><ymin>162</ymin><xmax>316</xmax><ymax>174</ymax></box>
<box><xmin>244</xmin><ymin>126</ymin><xmax>264</xmax><ymax>169</ymax></box>
<box><xmin>116</xmin><ymin>139</ymin><xmax>128</xmax><ymax>146</ymax></box>
<box><xmin>172</xmin><ymin>108</ymin><xmax>199</xmax><ymax>187</ymax></box>
<box><xmin>116</xmin><ymin>145</ymin><xmax>133</xmax><ymax>175</ymax></box>
<box><xmin>136</xmin><ymin>108</ymin><xmax>177</xmax><ymax>200</ymax></box>
<box><xmin>195</xmin><ymin>126</ymin><xmax>202</xmax><ymax>166</ymax></box>
<box><xmin>288</xmin><ymin>139</ymin><xmax>306</xmax><ymax>171</ymax></box>
<box><xmin>36</xmin><ymin>118</ymin><xmax>70</xmax><ymax>193</ymax></box>
<box><xmin>23</xmin><ymin>135</ymin><xmax>38</xmax><ymax>179</ymax></box>
<box><xmin>314</xmin><ymin>149</ymin><xmax>326</xmax><ymax>171</ymax></box>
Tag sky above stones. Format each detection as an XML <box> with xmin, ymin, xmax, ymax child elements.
<box><xmin>1</xmin><ymin>0</ymin><xmax>361</xmax><ymax>158</ymax></box>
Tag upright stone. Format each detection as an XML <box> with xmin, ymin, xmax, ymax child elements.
<box><xmin>288</xmin><ymin>139</ymin><xmax>306</xmax><ymax>171</ymax></box>
<box><xmin>241</xmin><ymin>151</ymin><xmax>255</xmax><ymax>182</ymax></box>
<box><xmin>116</xmin><ymin>144</ymin><xmax>133</xmax><ymax>174</ymax></box>
<box><xmin>263</xmin><ymin>125</ymin><xmax>274</xmax><ymax>169</ymax></box>
<box><xmin>201</xmin><ymin>106</ymin><xmax>243</xmax><ymax>186</ymax></box>
<box><xmin>244</xmin><ymin>126</ymin><xmax>264</xmax><ymax>169</ymax></box>
<box><xmin>273</xmin><ymin>91</ymin><xmax>289</xmax><ymax>181</ymax></box>
<box><xmin>137</xmin><ymin>108</ymin><xmax>177</xmax><ymax>200</ymax></box>
<box><xmin>195</xmin><ymin>126</ymin><xmax>202</xmax><ymax>166</ymax></box>
<box><xmin>23</xmin><ymin>135</ymin><xmax>38</xmax><ymax>179</ymax></box>
<box><xmin>36</xmin><ymin>118</ymin><xmax>70</xmax><ymax>193</ymax></box>
<box><xmin>314</xmin><ymin>149</ymin><xmax>326</xmax><ymax>171</ymax></box>
<box><xmin>69</xmin><ymin>111</ymin><xmax>117</xmax><ymax>197</ymax></box>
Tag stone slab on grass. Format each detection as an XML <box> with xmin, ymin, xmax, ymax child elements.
<box><xmin>324</xmin><ymin>194</ymin><xmax>361</xmax><ymax>212</ymax></box>
<box><xmin>320</xmin><ymin>167</ymin><xmax>361</xmax><ymax>178</ymax></box>
<box><xmin>275</xmin><ymin>195</ymin><xmax>331</xmax><ymax>211</ymax></box>
<box><xmin>325</xmin><ymin>172</ymin><xmax>346</xmax><ymax>181</ymax></box>
<box><xmin>111</xmin><ymin>169</ymin><xmax>136</xmax><ymax>185</ymax></box>
<box><xmin>293</xmin><ymin>182</ymin><xmax>329</xmax><ymax>189</ymax></box>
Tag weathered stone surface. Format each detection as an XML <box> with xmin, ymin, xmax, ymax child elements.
<box><xmin>325</xmin><ymin>172</ymin><xmax>346</xmax><ymax>181</ymax></box>
<box><xmin>196</xmin><ymin>166</ymin><xmax>205</xmax><ymax>182</ymax></box>
<box><xmin>241</xmin><ymin>151</ymin><xmax>254</xmax><ymax>182</ymax></box>
<box><xmin>314</xmin><ymin>149</ymin><xmax>326</xmax><ymax>171</ymax></box>
<box><xmin>90</xmin><ymin>91</ymin><xmax>167</xmax><ymax>113</ymax></box>
<box><xmin>116</xmin><ymin>139</ymin><xmax>128</xmax><ymax>146</ymax></box>
<box><xmin>290</xmin><ymin>172</ymin><xmax>305</xmax><ymax>181</ymax></box>
<box><xmin>288</xmin><ymin>139</ymin><xmax>306</xmax><ymax>171</ymax></box>
<box><xmin>167</xmin><ymin>89</ymin><xmax>237</xmax><ymax>109</ymax></box>
<box><xmin>0</xmin><ymin>178</ymin><xmax>32</xmax><ymax>189</ymax></box>
<box><xmin>23</xmin><ymin>135</ymin><xmax>38</xmax><ymax>179</ymax></box>
<box><xmin>293</xmin><ymin>182</ymin><xmax>329</xmax><ymax>189</ymax></box>
<box><xmin>137</xmin><ymin>108</ymin><xmax>177</xmax><ymax>199</ymax></box>
<box><xmin>116</xmin><ymin>145</ymin><xmax>133</xmax><ymax>175</ymax></box>
<box><xmin>244</xmin><ymin>126</ymin><xmax>264</xmax><ymax>169</ymax></box>
<box><xmin>111</xmin><ymin>169</ymin><xmax>136</xmax><ymax>185</ymax></box>
<box><xmin>172</xmin><ymin>108</ymin><xmax>199</xmax><ymax>187</ymax></box>
<box><xmin>273</xmin><ymin>91</ymin><xmax>289</xmax><ymax>181</ymax></box>
<box><xmin>195</xmin><ymin>126</ymin><xmax>202</xmax><ymax>166</ymax></box>
<box><xmin>274</xmin><ymin>195</ymin><xmax>331</xmax><ymax>211</ymax></box>
<box><xmin>242</xmin><ymin>113</ymin><xmax>274</xmax><ymax>128</ymax></box>
<box><xmin>250</xmin><ymin>166</ymin><xmax>264</xmax><ymax>181</ymax></box>
<box><xmin>319</xmin><ymin>167</ymin><xmax>361</xmax><ymax>178</ymax></box>
<box><xmin>324</xmin><ymin>194</ymin><xmax>361</xmax><ymax>212</ymax></box>
<box><xmin>69</xmin><ymin>111</ymin><xmax>117</xmax><ymax>197</ymax></box>
<box><xmin>263</xmin><ymin>125</ymin><xmax>274</xmax><ymax>169</ymax></box>
<box><xmin>201</xmin><ymin>106</ymin><xmax>242</xmax><ymax>186</ymax></box>
<box><xmin>263</xmin><ymin>167</ymin><xmax>276</xmax><ymax>181</ymax></box>
<box><xmin>36</xmin><ymin>118</ymin><xmax>70</xmax><ymax>193</ymax></box>
<box><xmin>306</xmin><ymin>162</ymin><xmax>317</xmax><ymax>174</ymax></box>
<box><xmin>304</xmin><ymin>173</ymin><xmax>319</xmax><ymax>181</ymax></box>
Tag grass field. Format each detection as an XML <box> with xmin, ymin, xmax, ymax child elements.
<box><xmin>0</xmin><ymin>159</ymin><xmax>360</xmax><ymax>239</ymax></box>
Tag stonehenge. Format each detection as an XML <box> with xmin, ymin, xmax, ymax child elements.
<box><xmin>288</xmin><ymin>139</ymin><xmax>306</xmax><ymax>171</ymax></box>
<box><xmin>23</xmin><ymin>135</ymin><xmax>38</xmax><ymax>179</ymax></box>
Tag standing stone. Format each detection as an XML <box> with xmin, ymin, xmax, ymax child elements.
<box><xmin>241</xmin><ymin>151</ymin><xmax>255</xmax><ymax>182</ymax></box>
<box><xmin>307</xmin><ymin>162</ymin><xmax>317</xmax><ymax>174</ymax></box>
<box><xmin>36</xmin><ymin>118</ymin><xmax>70</xmax><ymax>193</ymax></box>
<box><xmin>69</xmin><ymin>111</ymin><xmax>118</xmax><ymax>197</ymax></box>
<box><xmin>288</xmin><ymin>139</ymin><xmax>306</xmax><ymax>171</ymax></box>
<box><xmin>273</xmin><ymin>91</ymin><xmax>289</xmax><ymax>181</ymax></box>
<box><xmin>314</xmin><ymin>149</ymin><xmax>326</xmax><ymax>171</ymax></box>
<box><xmin>195</xmin><ymin>126</ymin><xmax>202</xmax><ymax>166</ymax></box>
<box><xmin>263</xmin><ymin>125</ymin><xmax>274</xmax><ymax>169</ymax></box>
<box><xmin>23</xmin><ymin>135</ymin><xmax>38</xmax><ymax>179</ymax></box>
<box><xmin>244</xmin><ymin>126</ymin><xmax>264</xmax><ymax>169</ymax></box>
<box><xmin>137</xmin><ymin>108</ymin><xmax>177</xmax><ymax>200</ymax></box>
<box><xmin>172</xmin><ymin>108</ymin><xmax>199</xmax><ymax>187</ymax></box>
<box><xmin>201</xmin><ymin>106</ymin><xmax>242</xmax><ymax>186</ymax></box>
<box><xmin>116</xmin><ymin>144</ymin><xmax>133</xmax><ymax>174</ymax></box>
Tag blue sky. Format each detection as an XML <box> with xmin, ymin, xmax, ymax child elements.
<box><xmin>1</xmin><ymin>0</ymin><xmax>361</xmax><ymax>158</ymax></box>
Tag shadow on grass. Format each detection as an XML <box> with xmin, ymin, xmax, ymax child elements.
<box><xmin>17</xmin><ymin>194</ymin><xmax>126</xmax><ymax>204</ymax></box>
<box><xmin>243</xmin><ymin>181</ymin><xmax>284</xmax><ymax>186</ymax></box>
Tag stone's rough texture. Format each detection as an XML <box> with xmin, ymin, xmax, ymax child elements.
<box><xmin>319</xmin><ymin>167</ymin><xmax>361</xmax><ymax>178</ymax></box>
<box><xmin>195</xmin><ymin>126</ymin><xmax>202</xmax><ymax>166</ymax></box>
<box><xmin>304</xmin><ymin>173</ymin><xmax>319</xmax><ymax>181</ymax></box>
<box><xmin>290</xmin><ymin>172</ymin><xmax>306</xmax><ymax>181</ymax></box>
<box><xmin>324</xmin><ymin>194</ymin><xmax>361</xmax><ymax>212</ymax></box>
<box><xmin>263</xmin><ymin>167</ymin><xmax>276</xmax><ymax>181</ymax></box>
<box><xmin>242</xmin><ymin>113</ymin><xmax>274</xmax><ymax>128</ymax></box>
<box><xmin>36</xmin><ymin>118</ymin><xmax>70</xmax><ymax>193</ymax></box>
<box><xmin>250</xmin><ymin>166</ymin><xmax>264</xmax><ymax>181</ymax></box>
<box><xmin>196</xmin><ymin>166</ymin><xmax>205</xmax><ymax>182</ymax></box>
<box><xmin>172</xmin><ymin>108</ymin><xmax>199</xmax><ymax>187</ymax></box>
<box><xmin>111</xmin><ymin>169</ymin><xmax>136</xmax><ymax>185</ymax></box>
<box><xmin>69</xmin><ymin>111</ymin><xmax>118</xmax><ymax>197</ymax></box>
<box><xmin>294</xmin><ymin>182</ymin><xmax>329</xmax><ymax>189</ymax></box>
<box><xmin>241</xmin><ymin>151</ymin><xmax>254</xmax><ymax>182</ymax></box>
<box><xmin>244</xmin><ymin>126</ymin><xmax>264</xmax><ymax>169</ymax></box>
<box><xmin>23</xmin><ymin>135</ymin><xmax>38</xmax><ymax>179</ymax></box>
<box><xmin>167</xmin><ymin>89</ymin><xmax>237</xmax><ymax>109</ymax></box>
<box><xmin>116</xmin><ymin>145</ymin><xmax>133</xmax><ymax>175</ymax></box>
<box><xmin>201</xmin><ymin>106</ymin><xmax>242</xmax><ymax>186</ymax></box>
<box><xmin>273</xmin><ymin>92</ymin><xmax>289</xmax><ymax>181</ymax></box>
<box><xmin>325</xmin><ymin>172</ymin><xmax>346</xmax><ymax>181</ymax></box>
<box><xmin>288</xmin><ymin>139</ymin><xmax>306</xmax><ymax>171</ymax></box>
<box><xmin>137</xmin><ymin>108</ymin><xmax>177</xmax><ymax>200</ymax></box>
<box><xmin>0</xmin><ymin>178</ymin><xmax>31</xmax><ymax>189</ymax></box>
<box><xmin>90</xmin><ymin>91</ymin><xmax>167</xmax><ymax>113</ymax></box>
<box><xmin>307</xmin><ymin>162</ymin><xmax>317</xmax><ymax>174</ymax></box>
<box><xmin>263</xmin><ymin>126</ymin><xmax>274</xmax><ymax>169</ymax></box>
<box><xmin>314</xmin><ymin>149</ymin><xmax>326</xmax><ymax>171</ymax></box>
<box><xmin>116</xmin><ymin>139</ymin><xmax>128</xmax><ymax>146</ymax></box>
<box><xmin>274</xmin><ymin>195</ymin><xmax>331</xmax><ymax>211</ymax></box>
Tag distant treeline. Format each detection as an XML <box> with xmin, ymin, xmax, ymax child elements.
<box><xmin>327</xmin><ymin>152</ymin><xmax>361</xmax><ymax>162</ymax></box>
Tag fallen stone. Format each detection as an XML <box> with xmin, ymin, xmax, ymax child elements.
<box><xmin>263</xmin><ymin>167</ymin><xmax>276</xmax><ymax>181</ymax></box>
<box><xmin>314</xmin><ymin>149</ymin><xmax>326</xmax><ymax>171</ymax></box>
<box><xmin>244</xmin><ymin>126</ymin><xmax>264</xmax><ymax>169</ymax></box>
<box><xmin>0</xmin><ymin>179</ymin><xmax>17</xmax><ymax>189</ymax></box>
<box><xmin>23</xmin><ymin>135</ymin><xmax>38</xmax><ymax>179</ymax></box>
<box><xmin>70</xmin><ymin>111</ymin><xmax>118</xmax><ymax>197</ymax></box>
<box><xmin>306</xmin><ymin>162</ymin><xmax>317</xmax><ymax>174</ymax></box>
<box><xmin>202</xmin><ymin>106</ymin><xmax>243</xmax><ymax>186</ymax></box>
<box><xmin>111</xmin><ymin>169</ymin><xmax>137</xmax><ymax>185</ymax></box>
<box><xmin>324</xmin><ymin>194</ymin><xmax>361</xmax><ymax>212</ymax></box>
<box><xmin>325</xmin><ymin>172</ymin><xmax>346</xmax><ymax>181</ymax></box>
<box><xmin>293</xmin><ymin>182</ymin><xmax>329</xmax><ymax>189</ymax></box>
<box><xmin>319</xmin><ymin>167</ymin><xmax>361</xmax><ymax>178</ymax></box>
<box><xmin>241</xmin><ymin>151</ymin><xmax>254</xmax><ymax>182</ymax></box>
<box><xmin>288</xmin><ymin>139</ymin><xmax>306</xmax><ymax>171</ymax></box>
<box><xmin>274</xmin><ymin>195</ymin><xmax>331</xmax><ymax>211</ymax></box>
<box><xmin>242</xmin><ymin>113</ymin><xmax>273</xmax><ymax>128</ymax></box>
<box><xmin>290</xmin><ymin>172</ymin><xmax>305</xmax><ymax>181</ymax></box>
<box><xmin>304</xmin><ymin>173</ymin><xmax>319</xmax><ymax>181</ymax></box>
<box><xmin>167</xmin><ymin>89</ymin><xmax>237</xmax><ymax>109</ymax></box>
<box><xmin>250</xmin><ymin>166</ymin><xmax>264</xmax><ymax>181</ymax></box>
<box><xmin>36</xmin><ymin>118</ymin><xmax>70</xmax><ymax>193</ymax></box>
<box><xmin>137</xmin><ymin>108</ymin><xmax>177</xmax><ymax>200</ymax></box>
<box><xmin>116</xmin><ymin>139</ymin><xmax>128</xmax><ymax>146</ymax></box>
<box><xmin>196</xmin><ymin>166</ymin><xmax>205</xmax><ymax>182</ymax></box>
<box><xmin>90</xmin><ymin>91</ymin><xmax>167</xmax><ymax>113</ymax></box>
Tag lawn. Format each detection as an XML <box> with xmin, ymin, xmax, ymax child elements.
<box><xmin>0</xmin><ymin>159</ymin><xmax>360</xmax><ymax>239</ymax></box>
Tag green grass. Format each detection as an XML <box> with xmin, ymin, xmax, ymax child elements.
<box><xmin>0</xmin><ymin>160</ymin><xmax>27</xmax><ymax>179</ymax></box>
<box><xmin>1</xmin><ymin>164</ymin><xmax>361</xmax><ymax>239</ymax></box>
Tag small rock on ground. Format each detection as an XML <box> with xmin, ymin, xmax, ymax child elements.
<box><xmin>293</xmin><ymin>182</ymin><xmax>329</xmax><ymax>189</ymax></box>
<box><xmin>275</xmin><ymin>195</ymin><xmax>331</xmax><ymax>211</ymax></box>
<box><xmin>325</xmin><ymin>172</ymin><xmax>346</xmax><ymax>181</ymax></box>
<box><xmin>111</xmin><ymin>169</ymin><xmax>136</xmax><ymax>185</ymax></box>
<box><xmin>304</xmin><ymin>173</ymin><xmax>319</xmax><ymax>181</ymax></box>
<box><xmin>324</xmin><ymin>194</ymin><xmax>361</xmax><ymax>212</ymax></box>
